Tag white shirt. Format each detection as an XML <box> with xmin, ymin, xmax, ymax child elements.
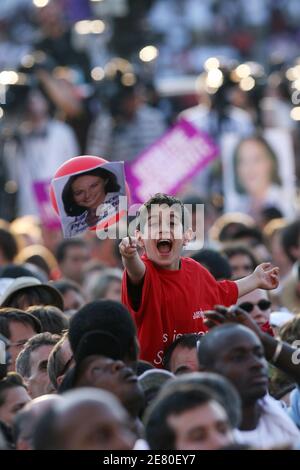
<box><xmin>15</xmin><ymin>120</ymin><xmax>79</xmax><ymax>216</ymax></box>
<box><xmin>234</xmin><ymin>395</ymin><xmax>300</xmax><ymax>449</ymax></box>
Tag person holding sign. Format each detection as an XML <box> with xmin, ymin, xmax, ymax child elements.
<box><xmin>119</xmin><ymin>193</ymin><xmax>280</xmax><ymax>367</ymax></box>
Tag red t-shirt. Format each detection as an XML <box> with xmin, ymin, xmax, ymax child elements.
<box><xmin>122</xmin><ymin>255</ymin><xmax>238</xmax><ymax>367</ymax></box>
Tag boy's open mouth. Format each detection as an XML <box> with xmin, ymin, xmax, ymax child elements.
<box><xmin>157</xmin><ymin>239</ymin><xmax>173</xmax><ymax>254</ymax></box>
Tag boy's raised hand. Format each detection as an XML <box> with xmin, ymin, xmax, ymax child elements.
<box><xmin>119</xmin><ymin>236</ymin><xmax>139</xmax><ymax>259</ymax></box>
<box><xmin>119</xmin><ymin>236</ymin><xmax>145</xmax><ymax>284</ymax></box>
<box><xmin>254</xmin><ymin>263</ymin><xmax>279</xmax><ymax>290</ymax></box>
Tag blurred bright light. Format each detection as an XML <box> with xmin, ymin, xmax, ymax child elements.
<box><xmin>206</xmin><ymin>69</ymin><xmax>223</xmax><ymax>88</ymax></box>
<box><xmin>239</xmin><ymin>76</ymin><xmax>255</xmax><ymax>91</ymax></box>
<box><xmin>17</xmin><ymin>73</ymin><xmax>28</xmax><ymax>85</ymax></box>
<box><xmin>90</xmin><ymin>20</ymin><xmax>105</xmax><ymax>34</ymax></box>
<box><xmin>75</xmin><ymin>19</ymin><xmax>105</xmax><ymax>35</ymax></box>
<box><xmin>204</xmin><ymin>57</ymin><xmax>220</xmax><ymax>71</ymax></box>
<box><xmin>75</xmin><ymin>20</ymin><xmax>92</xmax><ymax>35</ymax></box>
<box><xmin>139</xmin><ymin>46</ymin><xmax>158</xmax><ymax>62</ymax></box>
<box><xmin>121</xmin><ymin>73</ymin><xmax>136</xmax><ymax>86</ymax></box>
<box><xmin>104</xmin><ymin>58</ymin><xmax>132</xmax><ymax>78</ymax></box>
<box><xmin>293</xmin><ymin>65</ymin><xmax>300</xmax><ymax>79</ymax></box>
<box><xmin>0</xmin><ymin>107</ymin><xmax>4</xmax><ymax>119</ymax></box>
<box><xmin>0</xmin><ymin>71</ymin><xmax>19</xmax><ymax>85</ymax></box>
<box><xmin>292</xmin><ymin>79</ymin><xmax>300</xmax><ymax>90</ymax></box>
<box><xmin>21</xmin><ymin>55</ymin><xmax>35</xmax><ymax>69</ymax></box>
<box><xmin>285</xmin><ymin>68</ymin><xmax>296</xmax><ymax>81</ymax></box>
<box><xmin>235</xmin><ymin>64</ymin><xmax>251</xmax><ymax>79</ymax></box>
<box><xmin>230</xmin><ymin>70</ymin><xmax>241</xmax><ymax>83</ymax></box>
<box><xmin>33</xmin><ymin>0</ymin><xmax>49</xmax><ymax>7</ymax></box>
<box><xmin>290</xmin><ymin>107</ymin><xmax>300</xmax><ymax>120</ymax></box>
<box><xmin>91</xmin><ymin>66</ymin><xmax>105</xmax><ymax>81</ymax></box>
<box><xmin>34</xmin><ymin>50</ymin><xmax>47</xmax><ymax>64</ymax></box>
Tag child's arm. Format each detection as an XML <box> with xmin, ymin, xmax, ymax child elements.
<box><xmin>119</xmin><ymin>236</ymin><xmax>146</xmax><ymax>285</ymax></box>
<box><xmin>235</xmin><ymin>262</ymin><xmax>279</xmax><ymax>298</ymax></box>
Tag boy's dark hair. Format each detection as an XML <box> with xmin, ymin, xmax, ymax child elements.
<box><xmin>192</xmin><ymin>249</ymin><xmax>232</xmax><ymax>280</ymax></box>
<box><xmin>145</xmin><ymin>384</ymin><xmax>225</xmax><ymax>450</ymax></box>
<box><xmin>62</xmin><ymin>167</ymin><xmax>121</xmax><ymax>217</ymax></box>
<box><xmin>137</xmin><ymin>193</ymin><xmax>190</xmax><ymax>231</ymax></box>
<box><xmin>0</xmin><ymin>372</ymin><xmax>27</xmax><ymax>407</ymax></box>
<box><xmin>222</xmin><ymin>245</ymin><xmax>258</xmax><ymax>270</ymax></box>
<box><xmin>56</xmin><ymin>239</ymin><xmax>87</xmax><ymax>264</ymax></box>
<box><xmin>26</xmin><ymin>305</ymin><xmax>68</xmax><ymax>335</ymax></box>
<box><xmin>163</xmin><ymin>334</ymin><xmax>200</xmax><ymax>371</ymax></box>
<box><xmin>281</xmin><ymin>220</ymin><xmax>300</xmax><ymax>263</ymax></box>
<box><xmin>16</xmin><ymin>332</ymin><xmax>60</xmax><ymax>378</ymax></box>
<box><xmin>0</xmin><ymin>308</ymin><xmax>41</xmax><ymax>340</ymax></box>
<box><xmin>0</xmin><ymin>228</ymin><xmax>18</xmax><ymax>263</ymax></box>
<box><xmin>68</xmin><ymin>300</ymin><xmax>139</xmax><ymax>365</ymax></box>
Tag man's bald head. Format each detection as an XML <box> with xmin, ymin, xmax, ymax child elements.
<box><xmin>33</xmin><ymin>388</ymin><xmax>135</xmax><ymax>450</ymax></box>
<box><xmin>197</xmin><ymin>324</ymin><xmax>268</xmax><ymax>404</ymax></box>
<box><xmin>14</xmin><ymin>394</ymin><xmax>63</xmax><ymax>450</ymax></box>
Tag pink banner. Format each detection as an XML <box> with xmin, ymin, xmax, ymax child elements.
<box><xmin>33</xmin><ymin>180</ymin><xmax>61</xmax><ymax>230</ymax></box>
<box><xmin>125</xmin><ymin>119</ymin><xmax>219</xmax><ymax>203</ymax></box>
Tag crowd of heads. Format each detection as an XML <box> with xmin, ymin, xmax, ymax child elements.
<box><xmin>0</xmin><ymin>0</ymin><xmax>300</xmax><ymax>453</ymax></box>
<box><xmin>0</xmin><ymin>192</ymin><xmax>299</xmax><ymax>450</ymax></box>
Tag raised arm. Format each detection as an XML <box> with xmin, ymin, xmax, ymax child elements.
<box><xmin>119</xmin><ymin>236</ymin><xmax>145</xmax><ymax>285</ymax></box>
<box><xmin>235</xmin><ymin>262</ymin><xmax>279</xmax><ymax>298</ymax></box>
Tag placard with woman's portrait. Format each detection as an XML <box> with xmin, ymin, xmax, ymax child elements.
<box><xmin>52</xmin><ymin>161</ymin><xmax>126</xmax><ymax>237</ymax></box>
<box><xmin>222</xmin><ymin>129</ymin><xmax>296</xmax><ymax>220</ymax></box>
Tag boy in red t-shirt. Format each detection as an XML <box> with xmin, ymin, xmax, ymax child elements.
<box><xmin>120</xmin><ymin>194</ymin><xmax>279</xmax><ymax>367</ymax></box>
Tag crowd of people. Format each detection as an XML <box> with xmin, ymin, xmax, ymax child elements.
<box><xmin>0</xmin><ymin>0</ymin><xmax>300</xmax><ymax>452</ymax></box>
<box><xmin>0</xmin><ymin>191</ymin><xmax>299</xmax><ymax>450</ymax></box>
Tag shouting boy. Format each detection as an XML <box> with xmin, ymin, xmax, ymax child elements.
<box><xmin>120</xmin><ymin>194</ymin><xmax>279</xmax><ymax>367</ymax></box>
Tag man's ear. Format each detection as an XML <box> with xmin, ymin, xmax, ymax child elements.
<box><xmin>183</xmin><ymin>227</ymin><xmax>194</xmax><ymax>246</ymax></box>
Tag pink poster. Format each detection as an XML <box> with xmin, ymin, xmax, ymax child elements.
<box><xmin>33</xmin><ymin>180</ymin><xmax>61</xmax><ymax>230</ymax></box>
<box><xmin>125</xmin><ymin>119</ymin><xmax>219</xmax><ymax>203</ymax></box>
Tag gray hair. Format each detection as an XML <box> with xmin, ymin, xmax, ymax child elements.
<box><xmin>89</xmin><ymin>268</ymin><xmax>122</xmax><ymax>301</ymax></box>
<box><xmin>16</xmin><ymin>332</ymin><xmax>60</xmax><ymax>378</ymax></box>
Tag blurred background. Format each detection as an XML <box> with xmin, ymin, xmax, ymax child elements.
<box><xmin>0</xmin><ymin>0</ymin><xmax>300</xmax><ymax>224</ymax></box>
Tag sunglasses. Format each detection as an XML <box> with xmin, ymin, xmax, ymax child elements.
<box><xmin>238</xmin><ymin>299</ymin><xmax>271</xmax><ymax>313</ymax></box>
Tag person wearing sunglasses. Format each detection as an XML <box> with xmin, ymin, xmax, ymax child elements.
<box><xmin>238</xmin><ymin>289</ymin><xmax>273</xmax><ymax>335</ymax></box>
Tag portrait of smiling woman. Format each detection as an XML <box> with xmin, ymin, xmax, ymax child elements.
<box><xmin>62</xmin><ymin>167</ymin><xmax>121</xmax><ymax>236</ymax></box>
<box><xmin>228</xmin><ymin>135</ymin><xmax>293</xmax><ymax>220</ymax></box>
